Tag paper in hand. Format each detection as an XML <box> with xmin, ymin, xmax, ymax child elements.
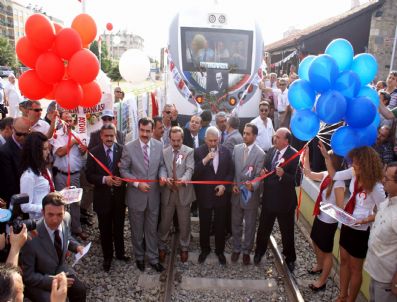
<box><xmin>72</xmin><ymin>242</ymin><xmax>91</xmax><ymax>267</ymax></box>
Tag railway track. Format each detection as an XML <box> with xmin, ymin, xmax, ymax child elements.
<box><xmin>160</xmin><ymin>218</ymin><xmax>305</xmax><ymax>302</ymax></box>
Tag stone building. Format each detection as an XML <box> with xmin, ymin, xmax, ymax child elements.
<box><xmin>265</xmin><ymin>0</ymin><xmax>396</xmax><ymax>81</ymax></box>
<box><xmin>102</xmin><ymin>30</ymin><xmax>144</xmax><ymax>60</ymax></box>
<box><xmin>0</xmin><ymin>0</ymin><xmax>14</xmax><ymax>45</ymax></box>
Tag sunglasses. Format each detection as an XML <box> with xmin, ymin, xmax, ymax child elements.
<box><xmin>115</xmin><ymin>91</ymin><xmax>122</xmax><ymax>93</ymax></box>
<box><xmin>260</xmin><ymin>109</ymin><xmax>269</xmax><ymax>112</ymax></box>
<box><xmin>102</xmin><ymin>117</ymin><xmax>114</xmax><ymax>121</ymax></box>
<box><xmin>30</xmin><ymin>108</ymin><xmax>43</xmax><ymax>112</ymax></box>
<box><xmin>15</xmin><ymin>131</ymin><xmax>29</xmax><ymax>137</ymax></box>
<box><xmin>165</xmin><ymin>111</ymin><xmax>172</xmax><ymax>114</ymax></box>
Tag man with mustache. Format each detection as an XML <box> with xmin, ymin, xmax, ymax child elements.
<box><xmin>85</xmin><ymin>124</ymin><xmax>128</xmax><ymax>272</ymax></box>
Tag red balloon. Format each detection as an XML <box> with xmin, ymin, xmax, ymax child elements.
<box><xmin>25</xmin><ymin>14</ymin><xmax>55</xmax><ymax>51</ymax></box>
<box><xmin>68</xmin><ymin>49</ymin><xmax>100</xmax><ymax>84</ymax></box>
<box><xmin>80</xmin><ymin>81</ymin><xmax>102</xmax><ymax>108</ymax></box>
<box><xmin>54</xmin><ymin>28</ymin><xmax>82</xmax><ymax>60</ymax></box>
<box><xmin>71</xmin><ymin>13</ymin><xmax>97</xmax><ymax>45</ymax></box>
<box><xmin>45</xmin><ymin>87</ymin><xmax>56</xmax><ymax>100</ymax></box>
<box><xmin>35</xmin><ymin>51</ymin><xmax>65</xmax><ymax>84</ymax></box>
<box><xmin>19</xmin><ymin>70</ymin><xmax>53</xmax><ymax>100</ymax></box>
<box><xmin>55</xmin><ymin>79</ymin><xmax>83</xmax><ymax>109</ymax></box>
<box><xmin>53</xmin><ymin>22</ymin><xmax>63</xmax><ymax>34</ymax></box>
<box><xmin>106</xmin><ymin>23</ymin><xmax>113</xmax><ymax>31</ymax></box>
<box><xmin>16</xmin><ymin>37</ymin><xmax>43</xmax><ymax>68</ymax></box>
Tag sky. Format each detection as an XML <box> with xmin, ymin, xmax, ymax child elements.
<box><xmin>18</xmin><ymin>0</ymin><xmax>370</xmax><ymax>59</ymax></box>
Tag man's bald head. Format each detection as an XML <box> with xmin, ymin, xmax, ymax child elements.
<box><xmin>12</xmin><ymin>117</ymin><xmax>31</xmax><ymax>145</ymax></box>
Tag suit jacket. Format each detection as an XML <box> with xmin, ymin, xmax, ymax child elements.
<box><xmin>193</xmin><ymin>144</ymin><xmax>234</xmax><ymax>208</ymax></box>
<box><xmin>85</xmin><ymin>142</ymin><xmax>125</xmax><ymax>215</ymax></box>
<box><xmin>21</xmin><ymin>214</ymin><xmax>79</xmax><ymax>292</ymax></box>
<box><xmin>159</xmin><ymin>144</ymin><xmax>196</xmax><ymax>206</ymax></box>
<box><xmin>262</xmin><ymin>146</ymin><xmax>301</xmax><ymax>213</ymax></box>
<box><xmin>88</xmin><ymin>129</ymin><xmax>126</xmax><ymax>150</ymax></box>
<box><xmin>119</xmin><ymin>138</ymin><xmax>165</xmax><ymax>212</ymax></box>
<box><xmin>231</xmin><ymin>143</ymin><xmax>265</xmax><ymax>209</ymax></box>
<box><xmin>183</xmin><ymin>128</ymin><xmax>204</xmax><ymax>149</ymax></box>
<box><xmin>223</xmin><ymin>129</ymin><xmax>243</xmax><ymax>154</ymax></box>
<box><xmin>0</xmin><ymin>138</ymin><xmax>22</xmax><ymax>204</ymax></box>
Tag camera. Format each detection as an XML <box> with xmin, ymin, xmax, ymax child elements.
<box><xmin>7</xmin><ymin>194</ymin><xmax>36</xmax><ymax>234</ymax></box>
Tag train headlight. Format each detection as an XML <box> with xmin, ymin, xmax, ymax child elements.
<box><xmin>218</xmin><ymin>15</ymin><xmax>226</xmax><ymax>24</ymax></box>
<box><xmin>195</xmin><ymin>96</ymin><xmax>204</xmax><ymax>104</ymax></box>
<box><xmin>208</xmin><ymin>14</ymin><xmax>216</xmax><ymax>23</ymax></box>
<box><xmin>229</xmin><ymin>97</ymin><xmax>237</xmax><ymax>106</ymax></box>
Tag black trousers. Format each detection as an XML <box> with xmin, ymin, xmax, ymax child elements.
<box><xmin>25</xmin><ymin>274</ymin><xmax>86</xmax><ymax>302</ymax></box>
<box><xmin>199</xmin><ymin>205</ymin><xmax>226</xmax><ymax>254</ymax></box>
<box><xmin>96</xmin><ymin>195</ymin><xmax>126</xmax><ymax>260</ymax></box>
<box><xmin>255</xmin><ymin>207</ymin><xmax>296</xmax><ymax>263</ymax></box>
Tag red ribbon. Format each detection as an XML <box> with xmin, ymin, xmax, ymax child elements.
<box><xmin>344</xmin><ymin>179</ymin><xmax>362</xmax><ymax>214</ymax></box>
<box><xmin>312</xmin><ymin>175</ymin><xmax>331</xmax><ymax>216</ymax></box>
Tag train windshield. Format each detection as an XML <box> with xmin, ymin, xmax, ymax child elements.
<box><xmin>181</xmin><ymin>27</ymin><xmax>253</xmax><ymax>74</ymax></box>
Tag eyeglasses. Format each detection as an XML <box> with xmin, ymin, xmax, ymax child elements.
<box><xmin>14</xmin><ymin>131</ymin><xmax>29</xmax><ymax>137</ymax></box>
<box><xmin>102</xmin><ymin>117</ymin><xmax>114</xmax><ymax>121</ymax></box>
<box><xmin>279</xmin><ymin>84</ymin><xmax>286</xmax><ymax>87</ymax></box>
<box><xmin>165</xmin><ymin>111</ymin><xmax>172</xmax><ymax>114</ymax></box>
<box><xmin>115</xmin><ymin>91</ymin><xmax>122</xmax><ymax>93</ymax></box>
<box><xmin>30</xmin><ymin>108</ymin><xmax>43</xmax><ymax>112</ymax></box>
<box><xmin>260</xmin><ymin>109</ymin><xmax>269</xmax><ymax>112</ymax></box>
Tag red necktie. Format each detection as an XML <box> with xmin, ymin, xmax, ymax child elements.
<box><xmin>42</xmin><ymin>169</ymin><xmax>55</xmax><ymax>192</ymax></box>
<box><xmin>313</xmin><ymin>175</ymin><xmax>331</xmax><ymax>216</ymax></box>
<box><xmin>344</xmin><ymin>179</ymin><xmax>361</xmax><ymax>215</ymax></box>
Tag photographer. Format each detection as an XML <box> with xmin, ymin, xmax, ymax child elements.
<box><xmin>20</xmin><ymin>192</ymin><xmax>86</xmax><ymax>302</ymax></box>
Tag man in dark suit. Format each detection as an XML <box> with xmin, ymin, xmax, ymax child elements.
<box><xmin>254</xmin><ymin>127</ymin><xmax>301</xmax><ymax>272</ymax></box>
<box><xmin>21</xmin><ymin>192</ymin><xmax>86</xmax><ymax>302</ymax></box>
<box><xmin>88</xmin><ymin>109</ymin><xmax>126</xmax><ymax>149</ymax></box>
<box><xmin>85</xmin><ymin>124</ymin><xmax>128</xmax><ymax>272</ymax></box>
<box><xmin>183</xmin><ymin>115</ymin><xmax>203</xmax><ymax>149</ymax></box>
<box><xmin>0</xmin><ymin>117</ymin><xmax>30</xmax><ymax>206</ymax></box>
<box><xmin>194</xmin><ymin>126</ymin><xmax>234</xmax><ymax>265</ymax></box>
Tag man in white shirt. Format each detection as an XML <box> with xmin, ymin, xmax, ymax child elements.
<box><xmin>26</xmin><ymin>100</ymin><xmax>55</xmax><ymax>138</ymax></box>
<box><xmin>51</xmin><ymin>112</ymin><xmax>88</xmax><ymax>241</ymax></box>
<box><xmin>273</xmin><ymin>78</ymin><xmax>291</xmax><ymax>130</ymax></box>
<box><xmin>364</xmin><ymin>162</ymin><xmax>397</xmax><ymax>302</ymax></box>
<box><xmin>250</xmin><ymin>101</ymin><xmax>275</xmax><ymax>153</ymax></box>
<box><xmin>4</xmin><ymin>74</ymin><xmax>22</xmax><ymax>118</ymax></box>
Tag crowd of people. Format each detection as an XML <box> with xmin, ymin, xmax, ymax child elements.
<box><xmin>0</xmin><ymin>69</ymin><xmax>396</xmax><ymax>302</ymax></box>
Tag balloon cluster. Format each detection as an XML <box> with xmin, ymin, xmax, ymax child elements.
<box><xmin>16</xmin><ymin>13</ymin><xmax>101</xmax><ymax>109</ymax></box>
<box><xmin>289</xmin><ymin>38</ymin><xmax>380</xmax><ymax>156</ymax></box>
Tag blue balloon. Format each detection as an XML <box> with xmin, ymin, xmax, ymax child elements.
<box><xmin>290</xmin><ymin>109</ymin><xmax>320</xmax><ymax>141</ymax></box>
<box><xmin>333</xmin><ymin>71</ymin><xmax>361</xmax><ymax>99</ymax></box>
<box><xmin>354</xmin><ymin>124</ymin><xmax>378</xmax><ymax>147</ymax></box>
<box><xmin>288</xmin><ymin>79</ymin><xmax>316</xmax><ymax>110</ymax></box>
<box><xmin>351</xmin><ymin>53</ymin><xmax>378</xmax><ymax>86</ymax></box>
<box><xmin>371</xmin><ymin>112</ymin><xmax>381</xmax><ymax>128</ymax></box>
<box><xmin>316</xmin><ymin>90</ymin><xmax>347</xmax><ymax>124</ymax></box>
<box><xmin>308</xmin><ymin>54</ymin><xmax>339</xmax><ymax>93</ymax></box>
<box><xmin>345</xmin><ymin>96</ymin><xmax>376</xmax><ymax>128</ymax></box>
<box><xmin>325</xmin><ymin>38</ymin><xmax>354</xmax><ymax>72</ymax></box>
<box><xmin>298</xmin><ymin>55</ymin><xmax>316</xmax><ymax>81</ymax></box>
<box><xmin>357</xmin><ymin>85</ymin><xmax>380</xmax><ymax>107</ymax></box>
<box><xmin>331</xmin><ymin>126</ymin><xmax>359</xmax><ymax>157</ymax></box>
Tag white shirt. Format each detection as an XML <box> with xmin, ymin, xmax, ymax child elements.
<box><xmin>4</xmin><ymin>81</ymin><xmax>22</xmax><ymax>105</ymax></box>
<box><xmin>333</xmin><ymin>167</ymin><xmax>386</xmax><ymax>231</ymax></box>
<box><xmin>250</xmin><ymin>116</ymin><xmax>275</xmax><ymax>151</ymax></box>
<box><xmin>364</xmin><ymin>196</ymin><xmax>397</xmax><ymax>283</ymax></box>
<box><xmin>51</xmin><ymin>128</ymin><xmax>85</xmax><ymax>173</ymax></box>
<box><xmin>273</xmin><ymin>88</ymin><xmax>289</xmax><ymax>112</ymax></box>
<box><xmin>20</xmin><ymin>168</ymin><xmax>51</xmax><ymax>220</ymax></box>
<box><xmin>0</xmin><ymin>134</ymin><xmax>6</xmax><ymax>145</ymax></box>
<box><xmin>31</xmin><ymin>119</ymin><xmax>50</xmax><ymax>136</ymax></box>
<box><xmin>44</xmin><ymin>220</ymin><xmax>64</xmax><ymax>249</ymax></box>
<box><xmin>318</xmin><ymin>173</ymin><xmax>345</xmax><ymax>224</ymax></box>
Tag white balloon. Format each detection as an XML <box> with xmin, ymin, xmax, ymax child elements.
<box><xmin>119</xmin><ymin>49</ymin><xmax>150</xmax><ymax>84</ymax></box>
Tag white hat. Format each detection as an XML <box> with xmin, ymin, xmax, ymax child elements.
<box><xmin>101</xmin><ymin>109</ymin><xmax>114</xmax><ymax>119</ymax></box>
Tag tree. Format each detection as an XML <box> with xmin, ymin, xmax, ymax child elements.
<box><xmin>107</xmin><ymin>62</ymin><xmax>122</xmax><ymax>84</ymax></box>
<box><xmin>0</xmin><ymin>37</ymin><xmax>17</xmax><ymax>69</ymax></box>
<box><xmin>89</xmin><ymin>40</ymin><xmax>112</xmax><ymax>73</ymax></box>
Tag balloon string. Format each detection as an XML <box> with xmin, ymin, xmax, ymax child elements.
<box><xmin>317</xmin><ymin>135</ymin><xmax>331</xmax><ymax>147</ymax></box>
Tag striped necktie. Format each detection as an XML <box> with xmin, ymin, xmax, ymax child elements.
<box><xmin>106</xmin><ymin>148</ymin><xmax>113</xmax><ymax>171</ymax></box>
<box><xmin>143</xmin><ymin>144</ymin><xmax>149</xmax><ymax>170</ymax></box>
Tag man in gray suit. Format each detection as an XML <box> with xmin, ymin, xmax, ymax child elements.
<box><xmin>20</xmin><ymin>192</ymin><xmax>86</xmax><ymax>302</ymax></box>
<box><xmin>158</xmin><ymin>126</ymin><xmax>195</xmax><ymax>263</ymax></box>
<box><xmin>231</xmin><ymin>123</ymin><xmax>265</xmax><ymax>265</ymax></box>
<box><xmin>223</xmin><ymin>115</ymin><xmax>243</xmax><ymax>154</ymax></box>
<box><xmin>119</xmin><ymin>117</ymin><xmax>166</xmax><ymax>272</ymax></box>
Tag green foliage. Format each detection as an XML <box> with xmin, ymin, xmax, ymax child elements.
<box><xmin>0</xmin><ymin>37</ymin><xmax>17</xmax><ymax>69</ymax></box>
<box><xmin>107</xmin><ymin>62</ymin><xmax>122</xmax><ymax>83</ymax></box>
<box><xmin>89</xmin><ymin>40</ymin><xmax>112</xmax><ymax>73</ymax></box>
